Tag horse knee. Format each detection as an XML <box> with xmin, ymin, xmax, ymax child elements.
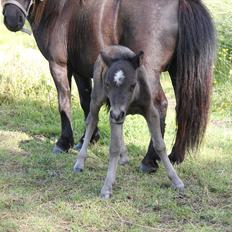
<box><xmin>155</xmin><ymin>96</ymin><xmax>167</xmax><ymax>136</ymax></box>
<box><xmin>86</xmin><ymin>113</ymin><xmax>98</xmax><ymax>126</ymax></box>
<box><xmin>161</xmin><ymin>100</ymin><xmax>168</xmax><ymax>116</ymax></box>
<box><xmin>154</xmin><ymin>141</ymin><xmax>166</xmax><ymax>155</ymax></box>
<box><xmin>110</xmin><ymin>142</ymin><xmax>121</xmax><ymax>157</ymax></box>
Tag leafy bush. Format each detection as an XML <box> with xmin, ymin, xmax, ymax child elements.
<box><xmin>205</xmin><ymin>0</ymin><xmax>232</xmax><ymax>117</ymax></box>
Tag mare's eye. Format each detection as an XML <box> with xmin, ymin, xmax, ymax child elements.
<box><xmin>129</xmin><ymin>83</ymin><xmax>136</xmax><ymax>92</ymax></box>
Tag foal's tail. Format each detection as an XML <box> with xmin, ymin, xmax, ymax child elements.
<box><xmin>169</xmin><ymin>0</ymin><xmax>216</xmax><ymax>163</ymax></box>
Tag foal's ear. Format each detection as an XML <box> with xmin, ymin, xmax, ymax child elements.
<box><xmin>100</xmin><ymin>52</ymin><xmax>114</xmax><ymax>67</ymax></box>
<box><xmin>130</xmin><ymin>51</ymin><xmax>144</xmax><ymax>69</ymax></box>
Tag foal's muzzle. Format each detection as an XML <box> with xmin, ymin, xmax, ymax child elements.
<box><xmin>110</xmin><ymin>110</ymin><xmax>126</xmax><ymax>124</ymax></box>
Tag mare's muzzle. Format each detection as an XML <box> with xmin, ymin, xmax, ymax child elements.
<box><xmin>3</xmin><ymin>4</ymin><xmax>26</xmax><ymax>32</ymax></box>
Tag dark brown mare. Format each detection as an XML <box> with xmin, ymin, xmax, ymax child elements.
<box><xmin>2</xmin><ymin>0</ymin><xmax>216</xmax><ymax>172</ymax></box>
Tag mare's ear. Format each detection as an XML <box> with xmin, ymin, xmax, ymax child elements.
<box><xmin>100</xmin><ymin>52</ymin><xmax>114</xmax><ymax>67</ymax></box>
<box><xmin>130</xmin><ymin>51</ymin><xmax>144</xmax><ymax>69</ymax></box>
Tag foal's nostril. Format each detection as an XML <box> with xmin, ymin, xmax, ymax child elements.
<box><xmin>110</xmin><ymin>111</ymin><xmax>116</xmax><ymax>120</ymax></box>
<box><xmin>110</xmin><ymin>110</ymin><xmax>125</xmax><ymax>122</ymax></box>
<box><xmin>119</xmin><ymin>111</ymin><xmax>125</xmax><ymax>120</ymax></box>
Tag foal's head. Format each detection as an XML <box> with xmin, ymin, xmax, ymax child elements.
<box><xmin>101</xmin><ymin>51</ymin><xmax>144</xmax><ymax>124</ymax></box>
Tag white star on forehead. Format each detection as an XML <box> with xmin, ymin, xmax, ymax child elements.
<box><xmin>114</xmin><ymin>70</ymin><xmax>125</xmax><ymax>86</ymax></box>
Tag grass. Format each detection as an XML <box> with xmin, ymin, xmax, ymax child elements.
<box><xmin>204</xmin><ymin>0</ymin><xmax>232</xmax><ymax>118</ymax></box>
<box><xmin>0</xmin><ymin>1</ymin><xmax>232</xmax><ymax>231</ymax></box>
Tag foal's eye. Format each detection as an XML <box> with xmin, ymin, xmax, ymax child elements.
<box><xmin>129</xmin><ymin>83</ymin><xmax>136</xmax><ymax>92</ymax></box>
<box><xmin>105</xmin><ymin>83</ymin><xmax>110</xmax><ymax>90</ymax></box>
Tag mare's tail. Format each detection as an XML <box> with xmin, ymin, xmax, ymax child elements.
<box><xmin>169</xmin><ymin>0</ymin><xmax>216</xmax><ymax>163</ymax></box>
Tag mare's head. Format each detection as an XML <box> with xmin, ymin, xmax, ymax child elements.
<box><xmin>101</xmin><ymin>51</ymin><xmax>144</xmax><ymax>124</ymax></box>
<box><xmin>2</xmin><ymin>0</ymin><xmax>35</xmax><ymax>31</ymax></box>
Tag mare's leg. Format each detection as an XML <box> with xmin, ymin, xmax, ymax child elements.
<box><xmin>167</xmin><ymin>60</ymin><xmax>183</xmax><ymax>163</ymax></box>
<box><xmin>49</xmin><ymin>61</ymin><xmax>74</xmax><ymax>153</ymax></box>
<box><xmin>101</xmin><ymin>122</ymin><xmax>123</xmax><ymax>199</ymax></box>
<box><xmin>140</xmin><ymin>85</ymin><xmax>168</xmax><ymax>173</ymax></box>
<box><xmin>74</xmin><ymin>74</ymin><xmax>100</xmax><ymax>150</ymax></box>
<box><xmin>146</xmin><ymin>104</ymin><xmax>184</xmax><ymax>191</ymax></box>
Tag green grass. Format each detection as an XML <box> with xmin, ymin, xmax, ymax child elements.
<box><xmin>0</xmin><ymin>2</ymin><xmax>232</xmax><ymax>231</ymax></box>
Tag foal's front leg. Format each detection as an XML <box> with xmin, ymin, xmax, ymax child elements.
<box><xmin>101</xmin><ymin>122</ymin><xmax>123</xmax><ymax>199</ymax></box>
<box><xmin>73</xmin><ymin>100</ymin><xmax>102</xmax><ymax>172</ymax></box>
<box><xmin>119</xmin><ymin>136</ymin><xmax>129</xmax><ymax>165</ymax></box>
<box><xmin>74</xmin><ymin>74</ymin><xmax>100</xmax><ymax>150</ymax></box>
<box><xmin>146</xmin><ymin>106</ymin><xmax>184</xmax><ymax>191</ymax></box>
<box><xmin>74</xmin><ymin>56</ymin><xmax>106</xmax><ymax>171</ymax></box>
<box><xmin>49</xmin><ymin>61</ymin><xmax>74</xmax><ymax>153</ymax></box>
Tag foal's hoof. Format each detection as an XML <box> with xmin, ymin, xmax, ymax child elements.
<box><xmin>75</xmin><ymin>143</ymin><xmax>83</xmax><ymax>151</ymax></box>
<box><xmin>73</xmin><ymin>166</ymin><xmax>83</xmax><ymax>173</ymax></box>
<box><xmin>139</xmin><ymin>163</ymin><xmax>159</xmax><ymax>173</ymax></box>
<box><xmin>118</xmin><ymin>156</ymin><xmax>129</xmax><ymax>165</ymax></box>
<box><xmin>172</xmin><ymin>182</ymin><xmax>185</xmax><ymax>193</ymax></box>
<box><xmin>52</xmin><ymin>145</ymin><xmax>65</xmax><ymax>154</ymax></box>
<box><xmin>100</xmin><ymin>191</ymin><xmax>112</xmax><ymax>199</ymax></box>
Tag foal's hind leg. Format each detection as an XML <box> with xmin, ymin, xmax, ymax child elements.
<box><xmin>140</xmin><ymin>86</ymin><xmax>168</xmax><ymax>173</ymax></box>
<box><xmin>146</xmin><ymin>105</ymin><xmax>184</xmax><ymax>191</ymax></box>
<box><xmin>74</xmin><ymin>74</ymin><xmax>100</xmax><ymax>150</ymax></box>
<box><xmin>50</xmin><ymin>62</ymin><xmax>74</xmax><ymax>153</ymax></box>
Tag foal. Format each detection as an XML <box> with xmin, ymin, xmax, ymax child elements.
<box><xmin>74</xmin><ymin>46</ymin><xmax>184</xmax><ymax>198</ymax></box>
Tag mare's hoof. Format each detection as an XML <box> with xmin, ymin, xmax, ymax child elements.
<box><xmin>75</xmin><ymin>143</ymin><xmax>82</xmax><ymax>151</ymax></box>
<box><xmin>73</xmin><ymin>166</ymin><xmax>83</xmax><ymax>173</ymax></box>
<box><xmin>139</xmin><ymin>163</ymin><xmax>158</xmax><ymax>173</ymax></box>
<box><xmin>52</xmin><ymin>145</ymin><xmax>65</xmax><ymax>154</ymax></box>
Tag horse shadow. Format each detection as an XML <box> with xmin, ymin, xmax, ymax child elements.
<box><xmin>11</xmin><ymin>126</ymin><xmax>148</xmax><ymax>197</ymax></box>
